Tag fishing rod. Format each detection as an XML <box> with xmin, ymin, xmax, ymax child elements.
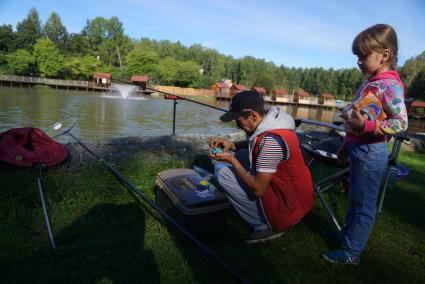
<box><xmin>31</xmin><ymin>118</ymin><xmax>80</xmax><ymax>251</ymax></box>
<box><xmin>54</xmin><ymin>124</ymin><xmax>249</xmax><ymax>284</ymax></box>
<box><xmin>34</xmin><ymin>163</ymin><xmax>56</xmax><ymax>250</ymax></box>
<box><xmin>111</xmin><ymin>78</ymin><xmax>228</xmax><ymax>112</ymax></box>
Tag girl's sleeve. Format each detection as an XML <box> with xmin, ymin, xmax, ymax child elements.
<box><xmin>380</xmin><ymin>81</ymin><xmax>408</xmax><ymax>134</ymax></box>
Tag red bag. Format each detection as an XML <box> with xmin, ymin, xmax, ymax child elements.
<box><xmin>0</xmin><ymin>127</ymin><xmax>68</xmax><ymax>167</ymax></box>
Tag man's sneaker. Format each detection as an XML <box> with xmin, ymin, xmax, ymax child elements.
<box><xmin>323</xmin><ymin>231</ymin><xmax>345</xmax><ymax>247</ymax></box>
<box><xmin>244</xmin><ymin>229</ymin><xmax>284</xmax><ymax>244</ymax></box>
<box><xmin>322</xmin><ymin>249</ymin><xmax>360</xmax><ymax>265</ymax></box>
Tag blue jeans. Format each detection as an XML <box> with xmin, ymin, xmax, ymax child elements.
<box><xmin>342</xmin><ymin>142</ymin><xmax>388</xmax><ymax>256</ymax></box>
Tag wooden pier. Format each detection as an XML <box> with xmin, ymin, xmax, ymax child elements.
<box><xmin>0</xmin><ymin>75</ymin><xmax>109</xmax><ymax>92</ymax></box>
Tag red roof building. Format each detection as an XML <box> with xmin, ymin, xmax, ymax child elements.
<box><xmin>293</xmin><ymin>90</ymin><xmax>310</xmax><ymax>104</ymax></box>
<box><xmin>409</xmin><ymin>101</ymin><xmax>425</xmax><ymax>118</ymax></box>
<box><xmin>93</xmin><ymin>72</ymin><xmax>112</xmax><ymax>87</ymax></box>
<box><xmin>318</xmin><ymin>93</ymin><xmax>335</xmax><ymax>106</ymax></box>
<box><xmin>211</xmin><ymin>82</ymin><xmax>231</xmax><ymax>99</ymax></box>
<box><xmin>272</xmin><ymin>89</ymin><xmax>289</xmax><ymax>97</ymax></box>
<box><xmin>321</xmin><ymin>93</ymin><xmax>334</xmax><ymax>99</ymax></box>
<box><xmin>213</xmin><ymin>82</ymin><xmax>230</xmax><ymax>89</ymax></box>
<box><xmin>93</xmin><ymin>72</ymin><xmax>112</xmax><ymax>79</ymax></box>
<box><xmin>131</xmin><ymin>75</ymin><xmax>149</xmax><ymax>82</ymax></box>
<box><xmin>130</xmin><ymin>75</ymin><xmax>150</xmax><ymax>90</ymax></box>
<box><xmin>273</xmin><ymin>89</ymin><xmax>291</xmax><ymax>103</ymax></box>
<box><xmin>411</xmin><ymin>101</ymin><xmax>425</xmax><ymax>108</ymax></box>
<box><xmin>230</xmin><ymin>84</ymin><xmax>248</xmax><ymax>98</ymax></box>
<box><xmin>251</xmin><ymin>86</ymin><xmax>267</xmax><ymax>95</ymax></box>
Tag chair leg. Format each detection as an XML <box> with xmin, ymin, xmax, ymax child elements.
<box><xmin>314</xmin><ymin>185</ymin><xmax>342</xmax><ymax>231</ymax></box>
<box><xmin>378</xmin><ymin>138</ymin><xmax>403</xmax><ymax>213</ymax></box>
<box><xmin>377</xmin><ymin>165</ymin><xmax>391</xmax><ymax>213</ymax></box>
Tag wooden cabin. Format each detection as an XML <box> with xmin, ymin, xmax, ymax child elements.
<box><xmin>293</xmin><ymin>90</ymin><xmax>310</xmax><ymax>104</ymax></box>
<box><xmin>93</xmin><ymin>72</ymin><xmax>112</xmax><ymax>87</ymax></box>
<box><xmin>251</xmin><ymin>86</ymin><xmax>267</xmax><ymax>97</ymax></box>
<box><xmin>230</xmin><ymin>84</ymin><xmax>248</xmax><ymax>98</ymax></box>
<box><xmin>273</xmin><ymin>89</ymin><xmax>292</xmax><ymax>103</ymax></box>
<box><xmin>130</xmin><ymin>75</ymin><xmax>149</xmax><ymax>90</ymax></box>
<box><xmin>211</xmin><ymin>82</ymin><xmax>231</xmax><ymax>99</ymax></box>
<box><xmin>409</xmin><ymin>101</ymin><xmax>425</xmax><ymax>119</ymax></box>
<box><xmin>318</xmin><ymin>93</ymin><xmax>335</xmax><ymax>106</ymax></box>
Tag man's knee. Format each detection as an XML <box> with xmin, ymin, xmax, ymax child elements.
<box><xmin>217</xmin><ymin>166</ymin><xmax>234</xmax><ymax>187</ymax></box>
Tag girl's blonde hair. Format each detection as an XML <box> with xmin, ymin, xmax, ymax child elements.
<box><xmin>352</xmin><ymin>24</ymin><xmax>398</xmax><ymax>69</ymax></box>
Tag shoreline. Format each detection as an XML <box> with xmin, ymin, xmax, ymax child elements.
<box><xmin>65</xmin><ymin>131</ymin><xmax>246</xmax><ymax>168</ymax></box>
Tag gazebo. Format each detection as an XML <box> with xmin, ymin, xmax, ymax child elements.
<box><xmin>318</xmin><ymin>93</ymin><xmax>335</xmax><ymax>106</ymax></box>
<box><xmin>93</xmin><ymin>73</ymin><xmax>112</xmax><ymax>87</ymax></box>
<box><xmin>130</xmin><ymin>75</ymin><xmax>150</xmax><ymax>90</ymax></box>
<box><xmin>211</xmin><ymin>82</ymin><xmax>231</xmax><ymax>99</ymax></box>
<box><xmin>230</xmin><ymin>84</ymin><xmax>248</xmax><ymax>98</ymax></box>
<box><xmin>293</xmin><ymin>90</ymin><xmax>310</xmax><ymax>104</ymax></box>
<box><xmin>251</xmin><ymin>86</ymin><xmax>267</xmax><ymax>97</ymax></box>
<box><xmin>273</xmin><ymin>89</ymin><xmax>291</xmax><ymax>103</ymax></box>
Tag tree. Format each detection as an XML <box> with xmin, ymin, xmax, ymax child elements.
<box><xmin>64</xmin><ymin>55</ymin><xmax>96</xmax><ymax>79</ymax></box>
<box><xmin>406</xmin><ymin>67</ymin><xmax>425</xmax><ymax>100</ymax></box>
<box><xmin>156</xmin><ymin>57</ymin><xmax>178</xmax><ymax>85</ymax></box>
<box><xmin>174</xmin><ymin>60</ymin><xmax>201</xmax><ymax>87</ymax></box>
<box><xmin>400</xmin><ymin>51</ymin><xmax>425</xmax><ymax>89</ymax></box>
<box><xmin>124</xmin><ymin>48</ymin><xmax>159</xmax><ymax>79</ymax></box>
<box><xmin>82</xmin><ymin>16</ymin><xmax>125</xmax><ymax>67</ymax></box>
<box><xmin>0</xmin><ymin>25</ymin><xmax>15</xmax><ymax>52</ymax></box>
<box><xmin>253</xmin><ymin>73</ymin><xmax>275</xmax><ymax>95</ymax></box>
<box><xmin>15</xmin><ymin>8</ymin><xmax>42</xmax><ymax>50</ymax></box>
<box><xmin>33</xmin><ymin>38</ymin><xmax>64</xmax><ymax>77</ymax></box>
<box><xmin>65</xmin><ymin>33</ymin><xmax>89</xmax><ymax>56</ymax></box>
<box><xmin>5</xmin><ymin>49</ymin><xmax>34</xmax><ymax>75</ymax></box>
<box><xmin>43</xmin><ymin>12</ymin><xmax>68</xmax><ymax>48</ymax></box>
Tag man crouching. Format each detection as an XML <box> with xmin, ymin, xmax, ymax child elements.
<box><xmin>210</xmin><ymin>90</ymin><xmax>314</xmax><ymax>243</ymax></box>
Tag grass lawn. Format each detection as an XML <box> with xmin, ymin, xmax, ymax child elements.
<box><xmin>0</xmin><ymin>147</ymin><xmax>424</xmax><ymax>283</ymax></box>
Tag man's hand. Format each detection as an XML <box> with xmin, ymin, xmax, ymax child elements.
<box><xmin>210</xmin><ymin>149</ymin><xmax>272</xmax><ymax>197</ymax></box>
<box><xmin>209</xmin><ymin>137</ymin><xmax>235</xmax><ymax>151</ymax></box>
<box><xmin>209</xmin><ymin>149</ymin><xmax>234</xmax><ymax>163</ymax></box>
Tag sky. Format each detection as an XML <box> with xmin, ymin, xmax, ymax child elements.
<box><xmin>0</xmin><ymin>0</ymin><xmax>424</xmax><ymax>69</ymax></box>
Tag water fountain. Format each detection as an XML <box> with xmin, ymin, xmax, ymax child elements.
<box><xmin>112</xmin><ymin>83</ymin><xmax>137</xmax><ymax>99</ymax></box>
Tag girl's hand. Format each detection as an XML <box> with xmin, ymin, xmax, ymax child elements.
<box><xmin>345</xmin><ymin>105</ymin><xmax>367</xmax><ymax>136</ymax></box>
<box><xmin>336</xmin><ymin>145</ymin><xmax>349</xmax><ymax>166</ymax></box>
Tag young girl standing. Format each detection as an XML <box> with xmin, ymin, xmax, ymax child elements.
<box><xmin>323</xmin><ymin>24</ymin><xmax>408</xmax><ymax>264</ymax></box>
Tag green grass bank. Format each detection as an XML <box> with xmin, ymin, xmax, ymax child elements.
<box><xmin>0</xmin><ymin>147</ymin><xmax>424</xmax><ymax>283</ymax></box>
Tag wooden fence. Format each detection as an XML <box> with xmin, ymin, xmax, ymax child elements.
<box><xmin>152</xmin><ymin>85</ymin><xmax>215</xmax><ymax>97</ymax></box>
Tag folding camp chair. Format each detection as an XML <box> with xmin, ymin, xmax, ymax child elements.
<box><xmin>377</xmin><ymin>97</ymin><xmax>413</xmax><ymax>213</ymax></box>
<box><xmin>295</xmin><ymin>119</ymin><xmax>411</xmax><ymax>231</ymax></box>
<box><xmin>295</xmin><ymin>119</ymin><xmax>347</xmax><ymax>231</ymax></box>
<box><xmin>377</xmin><ymin>133</ymin><xmax>410</xmax><ymax>213</ymax></box>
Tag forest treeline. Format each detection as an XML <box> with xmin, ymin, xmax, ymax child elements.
<box><xmin>0</xmin><ymin>8</ymin><xmax>424</xmax><ymax>101</ymax></box>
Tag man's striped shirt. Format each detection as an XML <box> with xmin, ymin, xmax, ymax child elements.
<box><xmin>256</xmin><ymin>134</ymin><xmax>289</xmax><ymax>173</ymax></box>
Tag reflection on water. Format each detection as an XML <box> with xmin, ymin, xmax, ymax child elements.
<box><xmin>0</xmin><ymin>88</ymin><xmax>237</xmax><ymax>142</ymax></box>
<box><xmin>1</xmin><ymin>87</ymin><xmax>424</xmax><ymax>142</ymax></box>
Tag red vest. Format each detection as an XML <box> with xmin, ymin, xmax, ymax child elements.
<box><xmin>252</xmin><ymin>129</ymin><xmax>314</xmax><ymax>232</ymax></box>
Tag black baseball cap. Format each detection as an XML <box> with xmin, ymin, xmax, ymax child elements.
<box><xmin>220</xmin><ymin>90</ymin><xmax>264</xmax><ymax>122</ymax></box>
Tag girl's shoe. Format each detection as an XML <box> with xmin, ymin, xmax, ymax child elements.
<box><xmin>322</xmin><ymin>249</ymin><xmax>360</xmax><ymax>265</ymax></box>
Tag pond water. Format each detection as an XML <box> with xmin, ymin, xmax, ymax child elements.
<box><xmin>1</xmin><ymin>87</ymin><xmax>423</xmax><ymax>142</ymax></box>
